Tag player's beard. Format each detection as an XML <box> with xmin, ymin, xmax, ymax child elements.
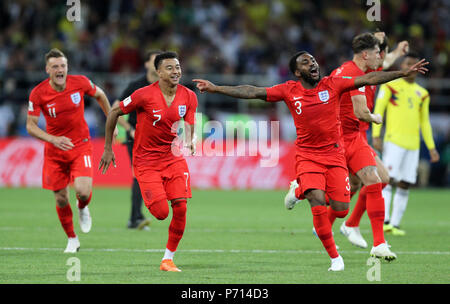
<box><xmin>300</xmin><ymin>70</ymin><xmax>320</xmax><ymax>86</ymax></box>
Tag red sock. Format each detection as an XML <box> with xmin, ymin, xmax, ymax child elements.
<box><xmin>56</xmin><ymin>204</ymin><xmax>76</xmax><ymax>238</ymax></box>
<box><xmin>346</xmin><ymin>186</ymin><xmax>368</xmax><ymax>227</ymax></box>
<box><xmin>166</xmin><ymin>200</ymin><xmax>187</xmax><ymax>252</ymax></box>
<box><xmin>77</xmin><ymin>192</ymin><xmax>92</xmax><ymax>209</ymax></box>
<box><xmin>365</xmin><ymin>183</ymin><xmax>386</xmax><ymax>246</ymax></box>
<box><xmin>311</xmin><ymin>206</ymin><xmax>338</xmax><ymax>258</ymax></box>
<box><xmin>327</xmin><ymin>206</ymin><xmax>349</xmax><ymax>227</ymax></box>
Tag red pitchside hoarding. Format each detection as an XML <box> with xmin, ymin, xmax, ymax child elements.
<box><xmin>0</xmin><ymin>138</ymin><xmax>296</xmax><ymax>189</ymax></box>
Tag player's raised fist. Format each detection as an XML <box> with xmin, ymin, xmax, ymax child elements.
<box><xmin>398</xmin><ymin>41</ymin><xmax>409</xmax><ymax>56</ymax></box>
<box><xmin>193</xmin><ymin>79</ymin><xmax>216</xmax><ymax>93</ymax></box>
<box><xmin>372</xmin><ymin>113</ymin><xmax>383</xmax><ymax>124</ymax></box>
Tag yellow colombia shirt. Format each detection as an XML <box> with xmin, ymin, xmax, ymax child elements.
<box><xmin>372</xmin><ymin>78</ymin><xmax>435</xmax><ymax>151</ymax></box>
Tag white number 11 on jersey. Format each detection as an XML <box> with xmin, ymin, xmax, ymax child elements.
<box><xmin>48</xmin><ymin>107</ymin><xmax>56</xmax><ymax>118</ymax></box>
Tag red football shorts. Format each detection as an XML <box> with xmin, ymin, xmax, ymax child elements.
<box><xmin>42</xmin><ymin>142</ymin><xmax>93</xmax><ymax>191</ymax></box>
<box><xmin>295</xmin><ymin>154</ymin><xmax>350</xmax><ymax>203</ymax></box>
<box><xmin>360</xmin><ymin>130</ymin><xmax>378</xmax><ymax>158</ymax></box>
<box><xmin>134</xmin><ymin>159</ymin><xmax>191</xmax><ymax>207</ymax></box>
<box><xmin>344</xmin><ymin>132</ymin><xmax>377</xmax><ymax>175</ymax></box>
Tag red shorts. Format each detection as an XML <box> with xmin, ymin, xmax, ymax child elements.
<box><xmin>295</xmin><ymin>154</ymin><xmax>350</xmax><ymax>203</ymax></box>
<box><xmin>42</xmin><ymin>142</ymin><xmax>93</xmax><ymax>191</ymax></box>
<box><xmin>360</xmin><ymin>130</ymin><xmax>378</xmax><ymax>158</ymax></box>
<box><xmin>344</xmin><ymin>133</ymin><xmax>377</xmax><ymax>175</ymax></box>
<box><xmin>134</xmin><ymin>159</ymin><xmax>191</xmax><ymax>207</ymax></box>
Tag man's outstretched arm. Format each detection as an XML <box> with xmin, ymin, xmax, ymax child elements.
<box><xmin>354</xmin><ymin>58</ymin><xmax>429</xmax><ymax>88</ymax></box>
<box><xmin>193</xmin><ymin>79</ymin><xmax>267</xmax><ymax>100</ymax></box>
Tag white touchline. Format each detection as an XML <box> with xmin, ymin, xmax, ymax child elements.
<box><xmin>0</xmin><ymin>247</ymin><xmax>449</xmax><ymax>255</ymax></box>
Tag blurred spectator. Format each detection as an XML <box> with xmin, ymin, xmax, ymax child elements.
<box><xmin>0</xmin><ymin>0</ymin><xmax>449</xmax><ymax>186</ymax></box>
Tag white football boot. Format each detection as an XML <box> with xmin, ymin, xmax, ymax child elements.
<box><xmin>64</xmin><ymin>236</ymin><xmax>80</xmax><ymax>253</ymax></box>
<box><xmin>340</xmin><ymin>221</ymin><xmax>368</xmax><ymax>248</ymax></box>
<box><xmin>78</xmin><ymin>203</ymin><xmax>92</xmax><ymax>233</ymax></box>
<box><xmin>328</xmin><ymin>255</ymin><xmax>344</xmax><ymax>272</ymax></box>
<box><xmin>284</xmin><ymin>180</ymin><xmax>301</xmax><ymax>210</ymax></box>
<box><xmin>370</xmin><ymin>242</ymin><xmax>397</xmax><ymax>261</ymax></box>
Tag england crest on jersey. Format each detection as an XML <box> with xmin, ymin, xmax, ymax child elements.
<box><xmin>71</xmin><ymin>92</ymin><xmax>81</xmax><ymax>105</ymax></box>
<box><xmin>178</xmin><ymin>105</ymin><xmax>186</xmax><ymax>117</ymax></box>
<box><xmin>318</xmin><ymin>90</ymin><xmax>329</xmax><ymax>102</ymax></box>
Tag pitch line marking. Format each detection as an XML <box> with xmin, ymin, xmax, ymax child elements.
<box><xmin>0</xmin><ymin>247</ymin><xmax>449</xmax><ymax>255</ymax></box>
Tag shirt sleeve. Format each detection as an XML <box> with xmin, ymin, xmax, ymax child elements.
<box><xmin>328</xmin><ymin>76</ymin><xmax>357</xmax><ymax>95</ymax></box>
<box><xmin>27</xmin><ymin>88</ymin><xmax>41</xmax><ymax>117</ymax></box>
<box><xmin>184</xmin><ymin>91</ymin><xmax>198</xmax><ymax>125</ymax></box>
<box><xmin>419</xmin><ymin>92</ymin><xmax>436</xmax><ymax>150</ymax></box>
<box><xmin>80</xmin><ymin>75</ymin><xmax>97</xmax><ymax>96</ymax></box>
<box><xmin>119</xmin><ymin>89</ymin><xmax>142</xmax><ymax>115</ymax></box>
<box><xmin>371</xmin><ymin>84</ymin><xmax>391</xmax><ymax>138</ymax></box>
<box><xmin>265</xmin><ymin>83</ymin><xmax>287</xmax><ymax>102</ymax></box>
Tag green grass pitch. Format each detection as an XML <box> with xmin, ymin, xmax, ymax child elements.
<box><xmin>0</xmin><ymin>187</ymin><xmax>449</xmax><ymax>284</ymax></box>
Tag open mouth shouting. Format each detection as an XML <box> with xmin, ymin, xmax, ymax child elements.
<box><xmin>310</xmin><ymin>66</ymin><xmax>319</xmax><ymax>79</ymax></box>
<box><xmin>55</xmin><ymin>72</ymin><xmax>65</xmax><ymax>82</ymax></box>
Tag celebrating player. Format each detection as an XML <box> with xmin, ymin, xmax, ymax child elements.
<box><xmin>193</xmin><ymin>51</ymin><xmax>428</xmax><ymax>271</ymax></box>
<box><xmin>26</xmin><ymin>48</ymin><xmax>115</xmax><ymax>253</ymax></box>
<box><xmin>337</xmin><ymin>33</ymin><xmax>409</xmax><ymax>252</ymax></box>
<box><xmin>99</xmin><ymin>51</ymin><xmax>198</xmax><ymax>272</ymax></box>
<box><xmin>372</xmin><ymin>51</ymin><xmax>440</xmax><ymax>236</ymax></box>
<box><xmin>322</xmin><ymin>33</ymin><xmax>400</xmax><ymax>261</ymax></box>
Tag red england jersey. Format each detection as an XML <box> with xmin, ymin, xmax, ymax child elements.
<box><xmin>28</xmin><ymin>75</ymin><xmax>97</xmax><ymax>147</ymax></box>
<box><xmin>331</xmin><ymin>61</ymin><xmax>366</xmax><ymax>138</ymax></box>
<box><xmin>265</xmin><ymin>76</ymin><xmax>356</xmax><ymax>165</ymax></box>
<box><xmin>119</xmin><ymin>81</ymin><xmax>198</xmax><ymax>167</ymax></box>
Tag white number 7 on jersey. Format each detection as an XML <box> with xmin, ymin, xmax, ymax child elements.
<box><xmin>153</xmin><ymin>114</ymin><xmax>161</xmax><ymax>126</ymax></box>
<box><xmin>184</xmin><ymin>172</ymin><xmax>189</xmax><ymax>190</ymax></box>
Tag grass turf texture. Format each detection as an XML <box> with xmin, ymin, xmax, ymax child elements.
<box><xmin>0</xmin><ymin>187</ymin><xmax>449</xmax><ymax>284</ymax></box>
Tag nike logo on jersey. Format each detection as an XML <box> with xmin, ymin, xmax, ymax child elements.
<box><xmin>47</xmin><ymin>103</ymin><xmax>56</xmax><ymax>107</ymax></box>
<box><xmin>153</xmin><ymin>109</ymin><xmax>162</xmax><ymax>113</ymax></box>
<box><xmin>293</xmin><ymin>96</ymin><xmax>303</xmax><ymax>100</ymax></box>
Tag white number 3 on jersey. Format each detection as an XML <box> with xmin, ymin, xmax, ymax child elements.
<box><xmin>295</xmin><ymin>101</ymin><xmax>302</xmax><ymax>115</ymax></box>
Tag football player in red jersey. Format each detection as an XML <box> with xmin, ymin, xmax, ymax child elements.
<box><xmin>331</xmin><ymin>33</ymin><xmax>409</xmax><ymax>260</ymax></box>
<box><xmin>193</xmin><ymin>52</ymin><xmax>427</xmax><ymax>271</ymax></box>
<box><xmin>26</xmin><ymin>48</ymin><xmax>116</xmax><ymax>253</ymax></box>
<box><xmin>100</xmin><ymin>52</ymin><xmax>198</xmax><ymax>272</ymax></box>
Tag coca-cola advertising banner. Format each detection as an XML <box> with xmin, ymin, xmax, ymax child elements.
<box><xmin>0</xmin><ymin>138</ymin><xmax>296</xmax><ymax>189</ymax></box>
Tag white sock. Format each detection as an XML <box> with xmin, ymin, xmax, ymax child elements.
<box><xmin>390</xmin><ymin>188</ymin><xmax>409</xmax><ymax>227</ymax></box>
<box><xmin>382</xmin><ymin>184</ymin><xmax>393</xmax><ymax>223</ymax></box>
<box><xmin>162</xmin><ymin>248</ymin><xmax>175</xmax><ymax>261</ymax></box>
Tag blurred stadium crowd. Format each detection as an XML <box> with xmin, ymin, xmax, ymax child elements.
<box><xmin>0</xmin><ymin>0</ymin><xmax>449</xmax><ymax>185</ymax></box>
